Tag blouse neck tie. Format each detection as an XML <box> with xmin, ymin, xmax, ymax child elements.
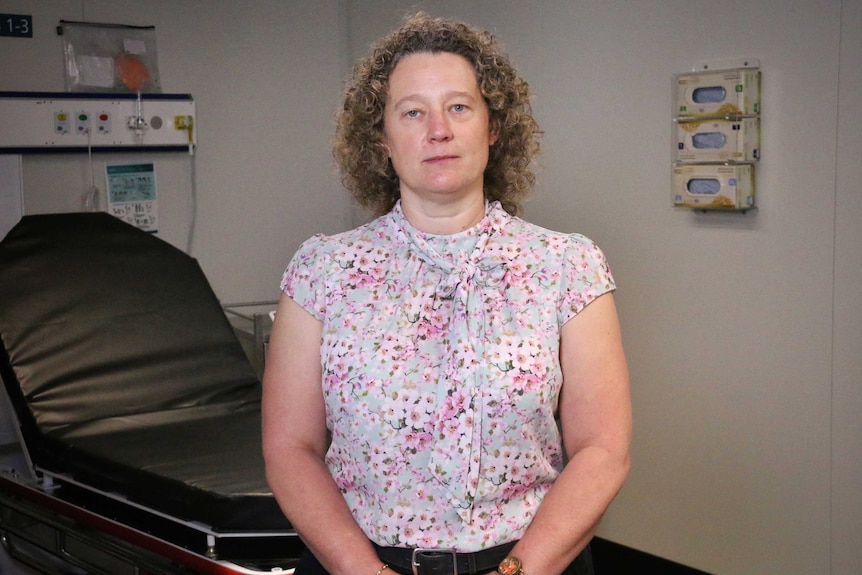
<box><xmin>390</xmin><ymin>201</ymin><xmax>508</xmax><ymax>522</ymax></box>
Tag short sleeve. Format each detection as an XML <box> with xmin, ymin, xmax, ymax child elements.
<box><xmin>558</xmin><ymin>233</ymin><xmax>616</xmax><ymax>326</ymax></box>
<box><xmin>280</xmin><ymin>234</ymin><xmax>328</xmax><ymax>321</ymax></box>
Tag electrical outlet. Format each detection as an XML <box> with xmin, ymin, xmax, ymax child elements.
<box><xmin>96</xmin><ymin>112</ymin><xmax>111</xmax><ymax>134</ymax></box>
<box><xmin>75</xmin><ymin>111</ymin><xmax>91</xmax><ymax>134</ymax></box>
<box><xmin>54</xmin><ymin>111</ymin><xmax>70</xmax><ymax>134</ymax></box>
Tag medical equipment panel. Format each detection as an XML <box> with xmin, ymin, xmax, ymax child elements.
<box><xmin>0</xmin><ymin>91</ymin><xmax>195</xmax><ymax>153</ymax></box>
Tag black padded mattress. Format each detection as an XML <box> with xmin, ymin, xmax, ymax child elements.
<box><xmin>0</xmin><ymin>213</ymin><xmax>291</xmax><ymax>533</ymax></box>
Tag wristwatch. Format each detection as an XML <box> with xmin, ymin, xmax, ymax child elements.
<box><xmin>498</xmin><ymin>556</ymin><xmax>524</xmax><ymax>575</ymax></box>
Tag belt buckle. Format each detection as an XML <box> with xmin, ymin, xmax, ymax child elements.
<box><xmin>411</xmin><ymin>548</ymin><xmax>458</xmax><ymax>575</ymax></box>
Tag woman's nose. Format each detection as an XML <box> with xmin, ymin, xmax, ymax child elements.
<box><xmin>427</xmin><ymin>111</ymin><xmax>453</xmax><ymax>142</ymax></box>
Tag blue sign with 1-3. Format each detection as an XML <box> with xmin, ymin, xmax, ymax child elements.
<box><xmin>1</xmin><ymin>14</ymin><xmax>32</xmax><ymax>38</ymax></box>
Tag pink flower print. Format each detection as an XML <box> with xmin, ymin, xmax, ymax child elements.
<box><xmin>442</xmin><ymin>417</ymin><xmax>462</xmax><ymax>439</ymax></box>
<box><xmin>442</xmin><ymin>388</ymin><xmax>470</xmax><ymax>418</ymax></box>
<box><xmin>402</xmin><ymin>429</ymin><xmax>433</xmax><ymax>453</ymax></box>
<box><xmin>281</xmin><ymin>204</ymin><xmax>616</xmax><ymax>550</ymax></box>
<box><xmin>511</xmin><ymin>346</ymin><xmax>532</xmax><ymax>372</ymax></box>
<box><xmin>416</xmin><ymin>533</ymin><xmax>438</xmax><ymax>548</ymax></box>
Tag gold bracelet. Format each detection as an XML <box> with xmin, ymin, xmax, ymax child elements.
<box><xmin>375</xmin><ymin>564</ymin><xmax>389</xmax><ymax>575</ymax></box>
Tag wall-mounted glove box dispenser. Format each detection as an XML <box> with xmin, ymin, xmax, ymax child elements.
<box><xmin>674</xmin><ymin>67</ymin><xmax>760</xmax><ymax>118</ymax></box>
<box><xmin>672</xmin><ymin>59</ymin><xmax>760</xmax><ymax>213</ymax></box>
<box><xmin>672</xmin><ymin>163</ymin><xmax>755</xmax><ymax>211</ymax></box>
<box><xmin>676</xmin><ymin>116</ymin><xmax>760</xmax><ymax>163</ymax></box>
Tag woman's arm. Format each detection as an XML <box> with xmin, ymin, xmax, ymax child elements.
<box><xmin>262</xmin><ymin>294</ymin><xmax>384</xmax><ymax>575</ymax></box>
<box><xmin>503</xmin><ymin>292</ymin><xmax>632</xmax><ymax>574</ymax></box>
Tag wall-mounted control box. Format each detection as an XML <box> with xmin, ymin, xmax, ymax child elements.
<box><xmin>0</xmin><ymin>91</ymin><xmax>195</xmax><ymax>153</ymax></box>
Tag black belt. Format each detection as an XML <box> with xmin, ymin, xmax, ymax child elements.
<box><xmin>374</xmin><ymin>541</ymin><xmax>515</xmax><ymax>575</ymax></box>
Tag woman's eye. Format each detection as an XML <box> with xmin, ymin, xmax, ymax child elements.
<box><xmin>405</xmin><ymin>109</ymin><xmax>420</xmax><ymax>118</ymax></box>
<box><xmin>452</xmin><ymin>104</ymin><xmax>467</xmax><ymax>112</ymax></box>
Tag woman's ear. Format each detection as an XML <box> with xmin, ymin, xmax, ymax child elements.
<box><xmin>489</xmin><ymin>118</ymin><xmax>501</xmax><ymax>146</ymax></box>
<box><xmin>379</xmin><ymin>137</ymin><xmax>391</xmax><ymax>158</ymax></box>
<box><xmin>377</xmin><ymin>136</ymin><xmax>392</xmax><ymax>160</ymax></box>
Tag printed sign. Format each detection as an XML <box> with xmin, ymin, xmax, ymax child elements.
<box><xmin>106</xmin><ymin>163</ymin><xmax>158</xmax><ymax>233</ymax></box>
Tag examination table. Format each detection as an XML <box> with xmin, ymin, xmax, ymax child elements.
<box><xmin>0</xmin><ymin>213</ymin><xmax>303</xmax><ymax>574</ymax></box>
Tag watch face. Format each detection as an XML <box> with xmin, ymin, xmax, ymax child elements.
<box><xmin>498</xmin><ymin>556</ymin><xmax>522</xmax><ymax>575</ymax></box>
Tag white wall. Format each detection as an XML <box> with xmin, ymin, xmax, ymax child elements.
<box><xmin>1</xmin><ymin>1</ymin><xmax>859</xmax><ymax>574</ymax></box>
<box><xmin>831</xmin><ymin>1</ymin><xmax>862</xmax><ymax>573</ymax></box>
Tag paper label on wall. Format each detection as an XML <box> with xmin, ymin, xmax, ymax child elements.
<box><xmin>106</xmin><ymin>163</ymin><xmax>158</xmax><ymax>233</ymax></box>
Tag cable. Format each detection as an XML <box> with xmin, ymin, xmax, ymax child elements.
<box><xmin>81</xmin><ymin>128</ymin><xmax>100</xmax><ymax>211</ymax></box>
<box><xmin>187</xmin><ymin>152</ymin><xmax>197</xmax><ymax>254</ymax></box>
<box><xmin>183</xmin><ymin>115</ymin><xmax>197</xmax><ymax>253</ymax></box>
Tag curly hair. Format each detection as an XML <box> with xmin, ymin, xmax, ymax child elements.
<box><xmin>333</xmin><ymin>12</ymin><xmax>541</xmax><ymax>217</ymax></box>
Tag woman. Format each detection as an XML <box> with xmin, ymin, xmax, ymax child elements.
<box><xmin>262</xmin><ymin>13</ymin><xmax>631</xmax><ymax>575</ymax></box>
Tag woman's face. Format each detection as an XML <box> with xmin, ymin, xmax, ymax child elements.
<box><xmin>382</xmin><ymin>51</ymin><xmax>498</xmax><ymax>208</ymax></box>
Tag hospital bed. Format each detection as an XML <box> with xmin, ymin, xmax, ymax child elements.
<box><xmin>0</xmin><ymin>212</ymin><xmax>303</xmax><ymax>574</ymax></box>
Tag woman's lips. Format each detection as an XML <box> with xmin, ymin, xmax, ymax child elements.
<box><xmin>424</xmin><ymin>155</ymin><xmax>458</xmax><ymax>164</ymax></box>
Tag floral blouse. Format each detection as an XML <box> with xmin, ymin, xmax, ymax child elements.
<box><xmin>281</xmin><ymin>201</ymin><xmax>615</xmax><ymax>551</ymax></box>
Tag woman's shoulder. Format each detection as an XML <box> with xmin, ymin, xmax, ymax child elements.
<box><xmin>498</xmin><ymin>214</ymin><xmax>603</xmax><ymax>257</ymax></box>
<box><xmin>293</xmin><ymin>214</ymin><xmax>393</xmax><ymax>261</ymax></box>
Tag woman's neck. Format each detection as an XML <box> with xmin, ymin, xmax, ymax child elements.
<box><xmin>399</xmin><ymin>193</ymin><xmax>486</xmax><ymax>235</ymax></box>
